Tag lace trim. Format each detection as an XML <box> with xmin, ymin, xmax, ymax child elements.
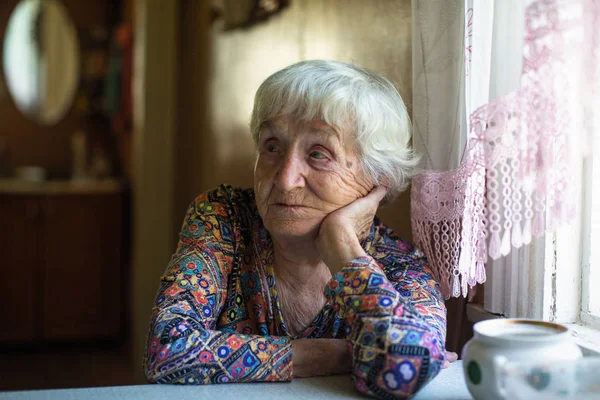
<box><xmin>411</xmin><ymin>0</ymin><xmax>599</xmax><ymax>298</ymax></box>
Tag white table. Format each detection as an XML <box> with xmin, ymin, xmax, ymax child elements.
<box><xmin>0</xmin><ymin>361</ymin><xmax>471</xmax><ymax>400</ymax></box>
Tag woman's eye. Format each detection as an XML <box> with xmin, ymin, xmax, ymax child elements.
<box><xmin>309</xmin><ymin>151</ymin><xmax>328</xmax><ymax>160</ymax></box>
<box><xmin>266</xmin><ymin>143</ymin><xmax>280</xmax><ymax>153</ymax></box>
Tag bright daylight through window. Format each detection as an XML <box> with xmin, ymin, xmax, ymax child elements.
<box><xmin>582</xmin><ymin>127</ymin><xmax>600</xmax><ymax>328</ymax></box>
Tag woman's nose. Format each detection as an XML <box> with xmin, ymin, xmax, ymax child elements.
<box><xmin>274</xmin><ymin>150</ymin><xmax>306</xmax><ymax>191</ymax></box>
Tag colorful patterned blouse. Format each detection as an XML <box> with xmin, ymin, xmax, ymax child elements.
<box><xmin>144</xmin><ymin>185</ymin><xmax>447</xmax><ymax>399</ymax></box>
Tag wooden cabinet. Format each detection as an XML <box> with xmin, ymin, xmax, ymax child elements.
<box><xmin>0</xmin><ymin>182</ymin><xmax>126</xmax><ymax>342</ymax></box>
<box><xmin>0</xmin><ymin>195</ymin><xmax>40</xmax><ymax>341</ymax></box>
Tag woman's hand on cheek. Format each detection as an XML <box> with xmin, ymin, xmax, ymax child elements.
<box><xmin>316</xmin><ymin>186</ymin><xmax>387</xmax><ymax>274</ymax></box>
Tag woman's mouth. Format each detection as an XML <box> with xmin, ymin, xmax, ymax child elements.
<box><xmin>274</xmin><ymin>203</ymin><xmax>305</xmax><ymax>209</ymax></box>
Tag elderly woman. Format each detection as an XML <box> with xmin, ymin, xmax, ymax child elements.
<box><xmin>144</xmin><ymin>60</ymin><xmax>452</xmax><ymax>399</ymax></box>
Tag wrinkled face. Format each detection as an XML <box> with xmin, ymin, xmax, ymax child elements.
<box><xmin>254</xmin><ymin>116</ymin><xmax>373</xmax><ymax>239</ymax></box>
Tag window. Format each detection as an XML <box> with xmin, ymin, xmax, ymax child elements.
<box><xmin>581</xmin><ymin>129</ymin><xmax>600</xmax><ymax>329</ymax></box>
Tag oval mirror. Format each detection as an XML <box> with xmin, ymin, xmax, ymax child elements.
<box><xmin>3</xmin><ymin>0</ymin><xmax>80</xmax><ymax>125</ymax></box>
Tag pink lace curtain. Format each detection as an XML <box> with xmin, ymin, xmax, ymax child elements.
<box><xmin>411</xmin><ymin>0</ymin><xmax>599</xmax><ymax>299</ymax></box>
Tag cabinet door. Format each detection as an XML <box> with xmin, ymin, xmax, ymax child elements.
<box><xmin>0</xmin><ymin>195</ymin><xmax>41</xmax><ymax>341</ymax></box>
<box><xmin>41</xmin><ymin>193</ymin><xmax>123</xmax><ymax>340</ymax></box>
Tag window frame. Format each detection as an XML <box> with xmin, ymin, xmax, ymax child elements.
<box><xmin>579</xmin><ymin>134</ymin><xmax>599</xmax><ymax>329</ymax></box>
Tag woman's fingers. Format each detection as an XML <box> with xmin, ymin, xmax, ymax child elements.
<box><xmin>366</xmin><ymin>185</ymin><xmax>387</xmax><ymax>202</ymax></box>
<box><xmin>345</xmin><ymin>186</ymin><xmax>386</xmax><ymax>238</ymax></box>
<box><xmin>334</xmin><ymin>186</ymin><xmax>386</xmax><ymax>219</ymax></box>
<box><xmin>446</xmin><ymin>351</ymin><xmax>458</xmax><ymax>362</ymax></box>
<box><xmin>441</xmin><ymin>351</ymin><xmax>458</xmax><ymax>369</ymax></box>
<box><xmin>356</xmin><ymin>186</ymin><xmax>387</xmax><ymax>210</ymax></box>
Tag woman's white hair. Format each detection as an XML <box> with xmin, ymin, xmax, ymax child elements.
<box><xmin>250</xmin><ymin>60</ymin><xmax>419</xmax><ymax>203</ymax></box>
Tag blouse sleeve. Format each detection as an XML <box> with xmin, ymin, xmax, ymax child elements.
<box><xmin>143</xmin><ymin>188</ymin><xmax>292</xmax><ymax>384</ymax></box>
<box><xmin>324</xmin><ymin>240</ymin><xmax>447</xmax><ymax>399</ymax></box>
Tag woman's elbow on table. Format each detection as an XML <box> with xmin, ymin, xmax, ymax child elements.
<box><xmin>143</xmin><ymin>309</ymin><xmax>218</xmax><ymax>385</ymax></box>
<box><xmin>351</xmin><ymin>323</ymin><xmax>445</xmax><ymax>399</ymax></box>
<box><xmin>143</xmin><ymin>309</ymin><xmax>293</xmax><ymax>385</ymax></box>
<box><xmin>143</xmin><ymin>358</ymin><xmax>162</xmax><ymax>384</ymax></box>
<box><xmin>143</xmin><ymin>328</ymin><xmax>223</xmax><ymax>385</ymax></box>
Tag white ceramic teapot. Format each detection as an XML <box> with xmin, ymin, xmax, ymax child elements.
<box><xmin>461</xmin><ymin>319</ymin><xmax>582</xmax><ymax>400</ymax></box>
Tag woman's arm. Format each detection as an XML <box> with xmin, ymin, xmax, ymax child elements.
<box><xmin>316</xmin><ymin>187</ymin><xmax>446</xmax><ymax>399</ymax></box>
<box><xmin>143</xmin><ymin>187</ymin><xmax>292</xmax><ymax>384</ymax></box>
<box><xmin>291</xmin><ymin>339</ymin><xmax>351</xmax><ymax>377</ymax></box>
<box><xmin>324</xmin><ymin>255</ymin><xmax>446</xmax><ymax>399</ymax></box>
